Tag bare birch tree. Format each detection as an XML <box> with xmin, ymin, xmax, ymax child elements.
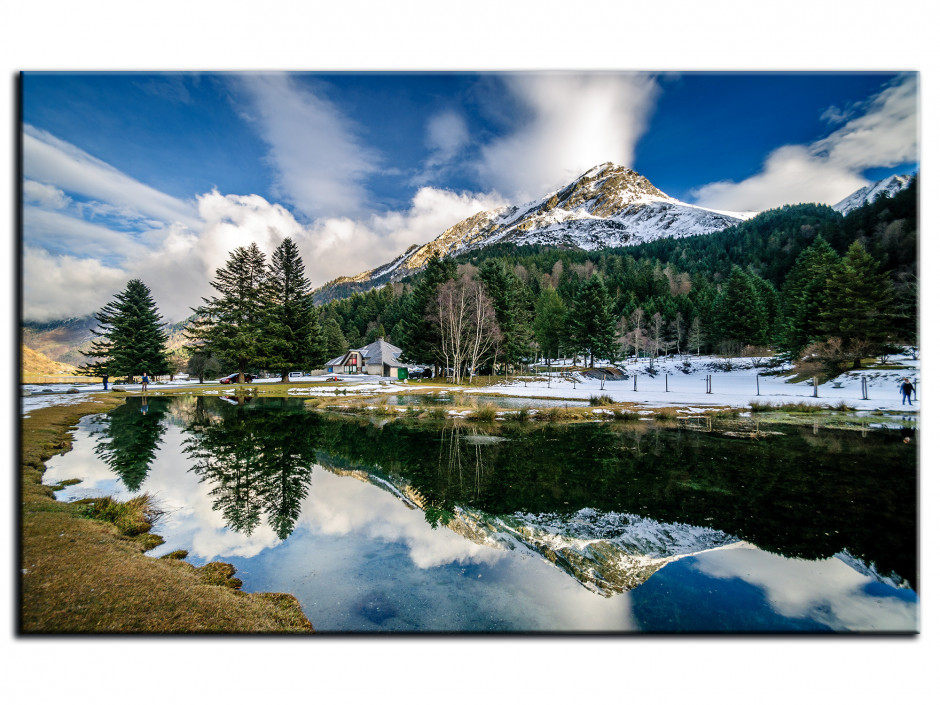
<box><xmin>649</xmin><ymin>312</ymin><xmax>665</xmax><ymax>368</ymax></box>
<box><xmin>431</xmin><ymin>273</ymin><xmax>501</xmax><ymax>384</ymax></box>
<box><xmin>629</xmin><ymin>307</ymin><xmax>646</xmax><ymax>360</ymax></box>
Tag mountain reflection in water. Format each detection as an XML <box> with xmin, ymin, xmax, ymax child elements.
<box><xmin>44</xmin><ymin>395</ymin><xmax>917</xmax><ymax>632</ymax></box>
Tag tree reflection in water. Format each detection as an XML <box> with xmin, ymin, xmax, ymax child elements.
<box><xmin>141</xmin><ymin>397</ymin><xmax>916</xmax><ymax>589</ymax></box>
<box><xmin>183</xmin><ymin>397</ymin><xmax>317</xmax><ymax>538</ymax></box>
<box><xmin>92</xmin><ymin>396</ymin><xmax>170</xmax><ymax>491</ymax></box>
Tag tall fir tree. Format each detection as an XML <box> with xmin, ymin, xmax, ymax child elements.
<box><xmin>264</xmin><ymin>237</ymin><xmax>326</xmax><ymax>381</ymax></box>
<box><xmin>820</xmin><ymin>240</ymin><xmax>895</xmax><ymax>368</ymax></box>
<box><xmin>79</xmin><ymin>279</ymin><xmax>171</xmax><ymax>381</ymax></box>
<box><xmin>533</xmin><ymin>285</ymin><xmax>568</xmax><ymax>361</ymax></box>
<box><xmin>711</xmin><ymin>265</ymin><xmax>768</xmax><ymax>350</ymax></box>
<box><xmin>479</xmin><ymin>260</ymin><xmax>533</xmax><ymax>370</ymax></box>
<box><xmin>779</xmin><ymin>236</ymin><xmax>841</xmax><ymax>359</ymax></box>
<box><xmin>187</xmin><ymin>243</ymin><xmax>268</xmax><ymax>383</ymax></box>
<box><xmin>321</xmin><ymin>316</ymin><xmax>350</xmax><ymax>358</ymax></box>
<box><xmin>566</xmin><ymin>274</ymin><xmax>617</xmax><ymax>367</ymax></box>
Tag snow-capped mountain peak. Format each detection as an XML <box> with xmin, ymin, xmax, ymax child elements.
<box><xmin>833</xmin><ymin>174</ymin><xmax>914</xmax><ymax>215</ymax></box>
<box><xmin>317</xmin><ymin>163</ymin><xmax>754</xmax><ymax>301</ymax></box>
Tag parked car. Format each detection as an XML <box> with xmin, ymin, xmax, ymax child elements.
<box><xmin>219</xmin><ymin>373</ymin><xmax>253</xmax><ymax>384</ymax></box>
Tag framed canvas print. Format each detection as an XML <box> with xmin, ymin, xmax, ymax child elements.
<box><xmin>19</xmin><ymin>69</ymin><xmax>919</xmax><ymax>636</ymax></box>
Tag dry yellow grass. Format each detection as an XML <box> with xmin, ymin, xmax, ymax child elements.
<box><xmin>21</xmin><ymin>344</ymin><xmax>79</xmax><ymax>378</ymax></box>
<box><xmin>20</xmin><ymin>398</ymin><xmax>313</xmax><ymax>633</ymax></box>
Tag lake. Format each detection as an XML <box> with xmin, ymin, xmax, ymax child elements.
<box><xmin>42</xmin><ymin>395</ymin><xmax>918</xmax><ymax>633</ymax></box>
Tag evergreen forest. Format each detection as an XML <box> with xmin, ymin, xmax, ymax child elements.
<box><xmin>80</xmin><ymin>179</ymin><xmax>918</xmax><ymax>380</ymax></box>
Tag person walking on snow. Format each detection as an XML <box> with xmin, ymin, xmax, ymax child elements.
<box><xmin>900</xmin><ymin>378</ymin><xmax>915</xmax><ymax>405</ymax></box>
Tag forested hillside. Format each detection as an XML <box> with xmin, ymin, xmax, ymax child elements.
<box><xmin>315</xmin><ymin>179</ymin><xmax>917</xmax><ymax>373</ymax></box>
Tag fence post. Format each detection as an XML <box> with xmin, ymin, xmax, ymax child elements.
<box><xmin>813</xmin><ymin>376</ymin><xmax>818</xmax><ymax>398</ymax></box>
<box><xmin>756</xmin><ymin>375</ymin><xmax>760</xmax><ymax>396</ymax></box>
<box><xmin>634</xmin><ymin>374</ymin><xmax>637</xmax><ymax>392</ymax></box>
<box><xmin>665</xmin><ymin>373</ymin><xmax>669</xmax><ymax>393</ymax></box>
<box><xmin>861</xmin><ymin>376</ymin><xmax>868</xmax><ymax>401</ymax></box>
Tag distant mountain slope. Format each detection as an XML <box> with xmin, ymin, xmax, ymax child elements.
<box><xmin>833</xmin><ymin>174</ymin><xmax>914</xmax><ymax>215</ymax></box>
<box><xmin>21</xmin><ymin>316</ymin><xmax>98</xmax><ymax>366</ymax></box>
<box><xmin>21</xmin><ymin>344</ymin><xmax>79</xmax><ymax>376</ymax></box>
<box><xmin>21</xmin><ymin>316</ymin><xmax>192</xmax><ymax>367</ymax></box>
<box><xmin>314</xmin><ymin>163</ymin><xmax>755</xmax><ymax>302</ymax></box>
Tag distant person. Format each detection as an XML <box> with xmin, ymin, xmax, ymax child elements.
<box><xmin>900</xmin><ymin>378</ymin><xmax>915</xmax><ymax>405</ymax></box>
<box><xmin>141</xmin><ymin>372</ymin><xmax>149</xmax><ymax>392</ymax></box>
<box><xmin>102</xmin><ymin>373</ymin><xmax>108</xmax><ymax>391</ymax></box>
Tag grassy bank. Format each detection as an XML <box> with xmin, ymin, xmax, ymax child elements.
<box><xmin>20</xmin><ymin>397</ymin><xmax>312</xmax><ymax>633</ymax></box>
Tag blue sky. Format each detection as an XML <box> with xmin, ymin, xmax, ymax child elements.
<box><xmin>21</xmin><ymin>70</ymin><xmax>919</xmax><ymax>322</ymax></box>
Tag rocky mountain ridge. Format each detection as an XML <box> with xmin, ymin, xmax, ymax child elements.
<box><xmin>317</xmin><ymin>163</ymin><xmax>755</xmax><ymax>300</ymax></box>
<box><xmin>832</xmin><ymin>173</ymin><xmax>914</xmax><ymax>215</ymax></box>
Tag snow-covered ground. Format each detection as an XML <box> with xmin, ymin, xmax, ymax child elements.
<box><xmin>20</xmin><ymin>355</ymin><xmax>921</xmax><ymax>415</ymax></box>
<box><xmin>472</xmin><ymin>354</ymin><xmax>921</xmax><ymax>413</ymax></box>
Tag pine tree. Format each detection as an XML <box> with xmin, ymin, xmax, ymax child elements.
<box><xmin>820</xmin><ymin>240</ymin><xmax>895</xmax><ymax>368</ymax></box>
<box><xmin>567</xmin><ymin>274</ymin><xmax>617</xmax><ymax>367</ymax></box>
<box><xmin>711</xmin><ymin>265</ymin><xmax>768</xmax><ymax>352</ymax></box>
<box><xmin>779</xmin><ymin>236</ymin><xmax>840</xmax><ymax>359</ymax></box>
<box><xmin>79</xmin><ymin>279</ymin><xmax>171</xmax><ymax>381</ymax></box>
<box><xmin>187</xmin><ymin>243</ymin><xmax>268</xmax><ymax>383</ymax></box>
<box><xmin>479</xmin><ymin>260</ymin><xmax>533</xmax><ymax>370</ymax></box>
<box><xmin>264</xmin><ymin>237</ymin><xmax>326</xmax><ymax>382</ymax></box>
<box><xmin>321</xmin><ymin>317</ymin><xmax>349</xmax><ymax>358</ymax></box>
<box><xmin>533</xmin><ymin>286</ymin><xmax>567</xmax><ymax>361</ymax></box>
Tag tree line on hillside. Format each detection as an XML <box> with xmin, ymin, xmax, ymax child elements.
<box><xmin>318</xmin><ymin>180</ymin><xmax>917</xmax><ymax>377</ymax></box>
<box><xmin>79</xmin><ymin>179</ymin><xmax>918</xmax><ymax>382</ymax></box>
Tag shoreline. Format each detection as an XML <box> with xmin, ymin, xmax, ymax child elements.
<box><xmin>19</xmin><ymin>397</ymin><xmax>313</xmax><ymax>633</ymax></box>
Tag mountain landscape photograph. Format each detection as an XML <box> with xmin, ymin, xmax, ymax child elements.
<box><xmin>9</xmin><ymin>0</ymin><xmax>937</xmax><ymax>698</ymax></box>
<box><xmin>12</xmin><ymin>50</ymin><xmax>926</xmax><ymax>688</ymax></box>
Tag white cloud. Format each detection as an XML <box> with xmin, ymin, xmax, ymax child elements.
<box><xmin>22</xmin><ymin>246</ymin><xmax>129</xmax><ymax>321</ymax></box>
<box><xmin>694</xmin><ymin>545</ymin><xmax>917</xmax><ymax>632</ymax></box>
<box><xmin>234</xmin><ymin>73</ymin><xmax>379</xmax><ymax>220</ymax></box>
<box><xmin>23</xmin><ymin>205</ymin><xmax>155</xmax><ymax>263</ymax></box>
<box><xmin>813</xmin><ymin>73</ymin><xmax>918</xmax><ymax>171</ymax></box>
<box><xmin>692</xmin><ymin>74</ymin><xmax>918</xmax><ymax>211</ymax></box>
<box><xmin>23</xmin><ymin>179</ymin><xmax>70</xmax><ymax>209</ymax></box>
<box><xmin>23</xmin><ymin>177</ymin><xmax>500</xmax><ymax>322</ymax></box>
<box><xmin>425</xmin><ymin>110</ymin><xmax>470</xmax><ymax>166</ymax></box>
<box><xmin>300</xmin><ymin>465</ymin><xmax>506</xmax><ymax>570</ymax></box>
<box><xmin>476</xmin><ymin>73</ymin><xmax>662</xmax><ymax>201</ymax></box>
<box><xmin>300</xmin><ymin>187</ymin><xmax>506</xmax><ymax>286</ymax></box>
<box><xmin>22</xmin><ymin>125</ymin><xmax>200</xmax><ymax>229</ymax></box>
<box><xmin>691</xmin><ymin>145</ymin><xmax>868</xmax><ymax>211</ymax></box>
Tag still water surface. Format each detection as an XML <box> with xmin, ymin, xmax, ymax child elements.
<box><xmin>43</xmin><ymin>396</ymin><xmax>918</xmax><ymax>633</ymax></box>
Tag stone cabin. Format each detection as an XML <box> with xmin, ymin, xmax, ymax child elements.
<box><xmin>325</xmin><ymin>338</ymin><xmax>408</xmax><ymax>379</ymax></box>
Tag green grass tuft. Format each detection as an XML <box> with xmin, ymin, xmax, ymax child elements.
<box><xmin>78</xmin><ymin>494</ymin><xmax>163</xmax><ymax>537</ymax></box>
<box><xmin>469</xmin><ymin>404</ymin><xmax>498</xmax><ymax>422</ymax></box>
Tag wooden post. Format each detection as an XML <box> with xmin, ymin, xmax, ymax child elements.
<box><xmin>634</xmin><ymin>374</ymin><xmax>638</xmax><ymax>392</ymax></box>
<box><xmin>665</xmin><ymin>373</ymin><xmax>669</xmax><ymax>392</ymax></box>
<box><xmin>756</xmin><ymin>375</ymin><xmax>760</xmax><ymax>396</ymax></box>
<box><xmin>813</xmin><ymin>376</ymin><xmax>818</xmax><ymax>398</ymax></box>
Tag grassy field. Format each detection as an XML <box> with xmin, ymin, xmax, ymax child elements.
<box><xmin>20</xmin><ymin>397</ymin><xmax>313</xmax><ymax>633</ymax></box>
